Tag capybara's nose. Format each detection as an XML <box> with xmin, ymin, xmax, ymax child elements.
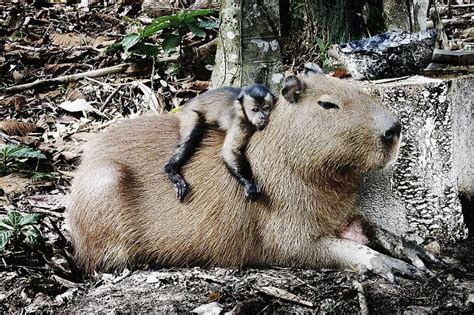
<box><xmin>382</xmin><ymin>122</ymin><xmax>401</xmax><ymax>144</ymax></box>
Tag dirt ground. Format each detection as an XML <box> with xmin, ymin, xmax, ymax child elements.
<box><xmin>2</xmin><ymin>238</ymin><xmax>473</xmax><ymax>312</ymax></box>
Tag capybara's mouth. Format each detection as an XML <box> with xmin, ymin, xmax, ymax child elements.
<box><xmin>384</xmin><ymin>132</ymin><xmax>402</xmax><ymax>168</ymax></box>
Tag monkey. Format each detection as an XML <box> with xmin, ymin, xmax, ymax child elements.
<box><xmin>164</xmin><ymin>84</ymin><xmax>276</xmax><ymax>201</ymax></box>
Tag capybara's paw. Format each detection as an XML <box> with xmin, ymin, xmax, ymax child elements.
<box><xmin>366</xmin><ymin>253</ymin><xmax>423</xmax><ymax>283</ymax></box>
<box><xmin>373</xmin><ymin>228</ymin><xmax>443</xmax><ymax>272</ymax></box>
<box><xmin>244</xmin><ymin>182</ymin><xmax>260</xmax><ymax>200</ymax></box>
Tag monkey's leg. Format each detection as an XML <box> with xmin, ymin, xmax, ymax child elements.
<box><xmin>164</xmin><ymin>110</ymin><xmax>204</xmax><ymax>201</ymax></box>
<box><xmin>221</xmin><ymin>124</ymin><xmax>259</xmax><ymax>199</ymax></box>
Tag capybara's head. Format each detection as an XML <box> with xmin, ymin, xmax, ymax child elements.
<box><xmin>270</xmin><ymin>65</ymin><xmax>401</xmax><ymax>179</ymax></box>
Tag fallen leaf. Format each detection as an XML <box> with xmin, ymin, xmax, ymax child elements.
<box><xmin>191</xmin><ymin>302</ymin><xmax>223</xmax><ymax>315</ymax></box>
<box><xmin>0</xmin><ymin>174</ymin><xmax>32</xmax><ymax>194</ymax></box>
<box><xmin>0</xmin><ymin>120</ymin><xmax>43</xmax><ymax>136</ymax></box>
<box><xmin>59</xmin><ymin>99</ymin><xmax>94</xmax><ymax>113</ymax></box>
<box><xmin>332</xmin><ymin>68</ymin><xmax>351</xmax><ymax>78</ymax></box>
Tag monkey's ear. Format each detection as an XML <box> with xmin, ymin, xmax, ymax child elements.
<box><xmin>281</xmin><ymin>75</ymin><xmax>305</xmax><ymax>104</ymax></box>
<box><xmin>303</xmin><ymin>62</ymin><xmax>324</xmax><ymax>76</ymax></box>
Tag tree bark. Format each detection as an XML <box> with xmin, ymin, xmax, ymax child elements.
<box><xmin>210</xmin><ymin>0</ymin><xmax>284</xmax><ymax>90</ymax></box>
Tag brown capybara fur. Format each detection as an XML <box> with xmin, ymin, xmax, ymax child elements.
<box><xmin>66</xmin><ymin>73</ymin><xmax>401</xmax><ymax>273</ymax></box>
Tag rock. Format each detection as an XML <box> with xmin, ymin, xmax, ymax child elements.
<box><xmin>425</xmin><ymin>241</ymin><xmax>441</xmax><ymax>256</ymax></box>
<box><xmin>332</xmin><ymin>30</ymin><xmax>435</xmax><ymax>80</ymax></box>
<box><xmin>359</xmin><ymin>74</ymin><xmax>472</xmax><ymax>244</ymax></box>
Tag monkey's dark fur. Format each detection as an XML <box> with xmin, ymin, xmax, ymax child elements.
<box><xmin>164</xmin><ymin>84</ymin><xmax>275</xmax><ymax>201</ymax></box>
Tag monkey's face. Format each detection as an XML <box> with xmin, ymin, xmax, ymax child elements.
<box><xmin>241</xmin><ymin>92</ymin><xmax>275</xmax><ymax>131</ymax></box>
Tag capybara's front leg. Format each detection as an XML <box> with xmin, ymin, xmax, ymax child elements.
<box><xmin>318</xmin><ymin>238</ymin><xmax>422</xmax><ymax>283</ymax></box>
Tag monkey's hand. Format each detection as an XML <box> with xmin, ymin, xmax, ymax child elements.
<box><xmin>371</xmin><ymin>227</ymin><xmax>443</xmax><ymax>272</ymax></box>
<box><xmin>244</xmin><ymin>181</ymin><xmax>260</xmax><ymax>200</ymax></box>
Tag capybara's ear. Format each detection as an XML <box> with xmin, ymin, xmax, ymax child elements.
<box><xmin>304</xmin><ymin>62</ymin><xmax>324</xmax><ymax>76</ymax></box>
<box><xmin>281</xmin><ymin>75</ymin><xmax>305</xmax><ymax>104</ymax></box>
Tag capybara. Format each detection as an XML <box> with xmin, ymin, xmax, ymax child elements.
<box><xmin>66</xmin><ymin>67</ymin><xmax>438</xmax><ymax>279</ymax></box>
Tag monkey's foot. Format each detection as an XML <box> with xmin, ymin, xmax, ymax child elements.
<box><xmin>164</xmin><ymin>165</ymin><xmax>189</xmax><ymax>201</ymax></box>
<box><xmin>372</xmin><ymin>228</ymin><xmax>443</xmax><ymax>272</ymax></box>
<box><xmin>174</xmin><ymin>180</ymin><xmax>188</xmax><ymax>201</ymax></box>
<box><xmin>244</xmin><ymin>182</ymin><xmax>260</xmax><ymax>200</ymax></box>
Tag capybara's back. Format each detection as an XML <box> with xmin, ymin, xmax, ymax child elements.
<box><xmin>67</xmin><ymin>72</ymin><xmax>402</xmax><ymax>273</ymax></box>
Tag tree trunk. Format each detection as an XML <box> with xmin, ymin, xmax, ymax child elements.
<box><xmin>383</xmin><ymin>0</ymin><xmax>428</xmax><ymax>32</ymax></box>
<box><xmin>211</xmin><ymin>0</ymin><xmax>284</xmax><ymax>90</ymax></box>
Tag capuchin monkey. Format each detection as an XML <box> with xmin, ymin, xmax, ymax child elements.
<box><xmin>164</xmin><ymin>84</ymin><xmax>276</xmax><ymax>201</ymax></box>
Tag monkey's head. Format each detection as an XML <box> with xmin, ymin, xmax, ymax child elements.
<box><xmin>276</xmin><ymin>63</ymin><xmax>401</xmax><ymax>176</ymax></box>
<box><xmin>239</xmin><ymin>84</ymin><xmax>275</xmax><ymax>130</ymax></box>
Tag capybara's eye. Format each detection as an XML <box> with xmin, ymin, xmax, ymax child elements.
<box><xmin>318</xmin><ymin>101</ymin><xmax>340</xmax><ymax>110</ymax></box>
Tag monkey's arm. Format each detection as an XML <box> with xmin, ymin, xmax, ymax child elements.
<box><xmin>221</xmin><ymin>122</ymin><xmax>259</xmax><ymax>199</ymax></box>
<box><xmin>164</xmin><ymin>110</ymin><xmax>205</xmax><ymax>201</ymax></box>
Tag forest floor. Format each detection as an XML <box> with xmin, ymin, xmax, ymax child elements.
<box><xmin>1</xmin><ymin>2</ymin><xmax>473</xmax><ymax>313</ymax></box>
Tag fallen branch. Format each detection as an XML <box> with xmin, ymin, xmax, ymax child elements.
<box><xmin>2</xmin><ymin>55</ymin><xmax>180</xmax><ymax>95</ymax></box>
<box><xmin>353</xmin><ymin>281</ymin><xmax>369</xmax><ymax>315</ymax></box>
<box><xmin>258</xmin><ymin>286</ymin><xmax>314</xmax><ymax>308</ymax></box>
<box><xmin>1</xmin><ymin>63</ymin><xmax>132</xmax><ymax>95</ymax></box>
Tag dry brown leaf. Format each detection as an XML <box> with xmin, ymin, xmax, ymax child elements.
<box><xmin>0</xmin><ymin>96</ymin><xmax>27</xmax><ymax>110</ymax></box>
<box><xmin>0</xmin><ymin>120</ymin><xmax>43</xmax><ymax>136</ymax></box>
<box><xmin>332</xmin><ymin>68</ymin><xmax>351</xmax><ymax>78</ymax></box>
<box><xmin>51</xmin><ymin>33</ymin><xmax>90</xmax><ymax>48</ymax></box>
<box><xmin>0</xmin><ymin>174</ymin><xmax>32</xmax><ymax>194</ymax></box>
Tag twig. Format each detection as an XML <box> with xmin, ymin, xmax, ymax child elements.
<box><xmin>195</xmin><ymin>274</ymin><xmax>226</xmax><ymax>284</ymax></box>
<box><xmin>258</xmin><ymin>286</ymin><xmax>314</xmax><ymax>308</ymax></box>
<box><xmin>31</xmin><ymin>208</ymin><xmax>63</xmax><ymax>218</ymax></box>
<box><xmin>99</xmin><ymin>85</ymin><xmax>125</xmax><ymax>111</ymax></box>
<box><xmin>353</xmin><ymin>281</ymin><xmax>369</xmax><ymax>315</ymax></box>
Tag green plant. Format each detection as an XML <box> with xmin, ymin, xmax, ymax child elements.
<box><xmin>315</xmin><ymin>37</ymin><xmax>333</xmax><ymax>70</ymax></box>
<box><xmin>113</xmin><ymin>9</ymin><xmax>218</xmax><ymax>59</ymax></box>
<box><xmin>0</xmin><ymin>211</ymin><xmax>43</xmax><ymax>252</ymax></box>
<box><xmin>0</xmin><ymin>144</ymin><xmax>47</xmax><ymax>176</ymax></box>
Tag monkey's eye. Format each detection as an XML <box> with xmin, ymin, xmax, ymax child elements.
<box><xmin>251</xmin><ymin>108</ymin><xmax>259</xmax><ymax>112</ymax></box>
<box><xmin>318</xmin><ymin>101</ymin><xmax>339</xmax><ymax>110</ymax></box>
<box><xmin>263</xmin><ymin>106</ymin><xmax>270</xmax><ymax>110</ymax></box>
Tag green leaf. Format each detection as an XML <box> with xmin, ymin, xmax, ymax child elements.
<box><xmin>3</xmin><ymin>211</ymin><xmax>22</xmax><ymax>230</ymax></box>
<box><xmin>0</xmin><ymin>230</ymin><xmax>13</xmax><ymax>251</ymax></box>
<box><xmin>1</xmin><ymin>144</ymin><xmax>23</xmax><ymax>158</ymax></box>
<box><xmin>197</xmin><ymin>20</ymin><xmax>219</xmax><ymax>30</ymax></box>
<box><xmin>141</xmin><ymin>20</ymin><xmax>172</xmax><ymax>38</ymax></box>
<box><xmin>0</xmin><ymin>221</ymin><xmax>13</xmax><ymax>231</ymax></box>
<box><xmin>105</xmin><ymin>42</ymin><xmax>123</xmax><ymax>53</ymax></box>
<box><xmin>186</xmin><ymin>9</ymin><xmax>212</xmax><ymax>18</ymax></box>
<box><xmin>162</xmin><ymin>34</ymin><xmax>181</xmax><ymax>54</ymax></box>
<box><xmin>135</xmin><ymin>43</ymin><xmax>160</xmax><ymax>57</ymax></box>
<box><xmin>9</xmin><ymin>147</ymin><xmax>46</xmax><ymax>160</ymax></box>
<box><xmin>23</xmin><ymin>228</ymin><xmax>42</xmax><ymax>246</ymax></box>
<box><xmin>19</xmin><ymin>213</ymin><xmax>41</xmax><ymax>226</ymax></box>
<box><xmin>30</xmin><ymin>172</ymin><xmax>56</xmax><ymax>180</ymax></box>
<box><xmin>121</xmin><ymin>33</ymin><xmax>141</xmax><ymax>52</ymax></box>
<box><xmin>186</xmin><ymin>22</ymin><xmax>206</xmax><ymax>38</ymax></box>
